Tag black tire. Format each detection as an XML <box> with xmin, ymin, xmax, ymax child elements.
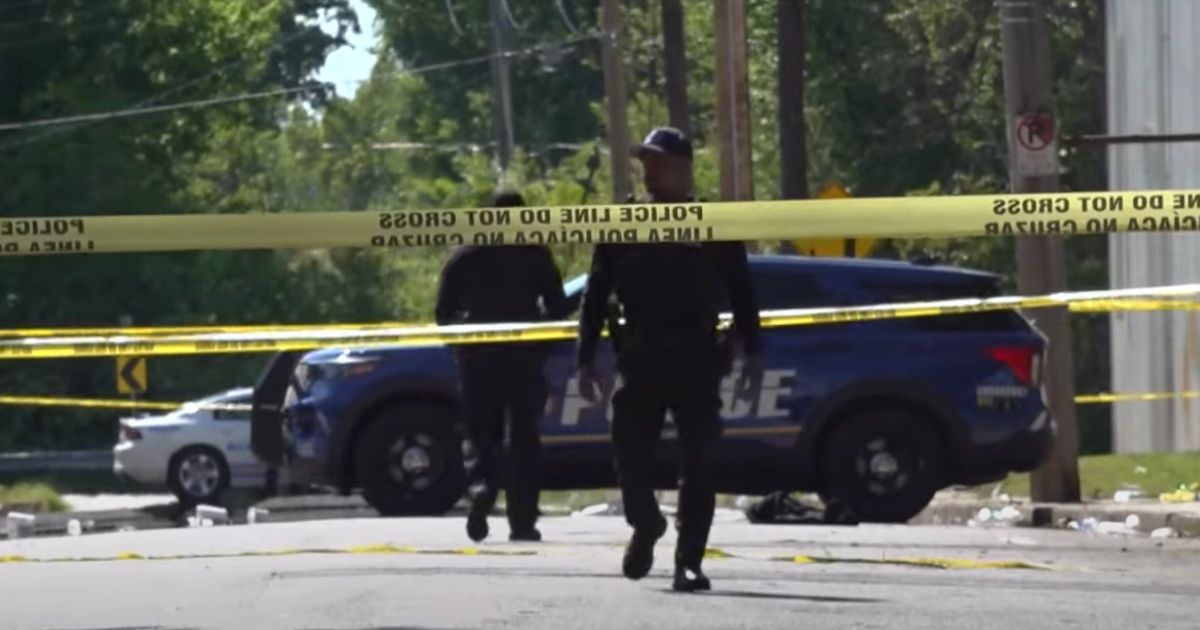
<box><xmin>818</xmin><ymin>407</ymin><xmax>946</xmax><ymax>524</ymax></box>
<box><xmin>353</xmin><ymin>401</ymin><xmax>466</xmax><ymax>517</ymax></box>
<box><xmin>167</xmin><ymin>445</ymin><xmax>229</xmax><ymax>507</ymax></box>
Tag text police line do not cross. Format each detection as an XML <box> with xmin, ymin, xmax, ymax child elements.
<box><xmin>373</xmin><ymin>203</ymin><xmax>709</xmax><ymax>247</ymax></box>
<box><xmin>3</xmin><ymin>190</ymin><xmax>1200</xmax><ymax>256</ymax></box>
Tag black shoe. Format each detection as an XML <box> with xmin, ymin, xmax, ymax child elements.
<box><xmin>672</xmin><ymin>564</ymin><xmax>712</xmax><ymax>592</ymax></box>
<box><xmin>466</xmin><ymin>512</ymin><xmax>489</xmax><ymax>542</ymax></box>
<box><xmin>622</xmin><ymin>515</ymin><xmax>668</xmax><ymax>580</ymax></box>
<box><xmin>509</xmin><ymin>527</ymin><xmax>542</xmax><ymax>542</ymax></box>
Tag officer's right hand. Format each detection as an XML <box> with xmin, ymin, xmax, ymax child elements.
<box><xmin>578</xmin><ymin>365</ymin><xmax>602</xmax><ymax>403</ymax></box>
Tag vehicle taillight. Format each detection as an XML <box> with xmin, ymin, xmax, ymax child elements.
<box><xmin>986</xmin><ymin>346</ymin><xmax>1037</xmax><ymax>386</ymax></box>
<box><xmin>121</xmin><ymin>426</ymin><xmax>142</xmax><ymax>441</ymax></box>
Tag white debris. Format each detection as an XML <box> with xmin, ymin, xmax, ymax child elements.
<box><xmin>5</xmin><ymin>512</ymin><xmax>35</xmax><ymax>539</ymax></box>
<box><xmin>1151</xmin><ymin>527</ymin><xmax>1177</xmax><ymax>539</ymax></box>
<box><xmin>62</xmin><ymin>493</ymin><xmax>174</xmax><ymax>512</ymax></box>
<box><xmin>247</xmin><ymin>507</ymin><xmax>269</xmax><ymax>525</ymax></box>
<box><xmin>572</xmin><ymin>502</ymin><xmax>620</xmax><ymax>518</ymax></box>
<box><xmin>194</xmin><ymin>504</ymin><xmax>230</xmax><ymax>525</ymax></box>
<box><xmin>1094</xmin><ymin>522</ymin><xmax>1130</xmax><ymax>535</ymax></box>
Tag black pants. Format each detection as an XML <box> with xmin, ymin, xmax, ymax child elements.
<box><xmin>457</xmin><ymin>346</ymin><xmax>547</xmax><ymax>532</ymax></box>
<box><xmin>611</xmin><ymin>345</ymin><xmax>725</xmax><ymax>567</ymax></box>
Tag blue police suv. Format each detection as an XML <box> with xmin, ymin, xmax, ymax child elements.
<box><xmin>251</xmin><ymin>254</ymin><xmax>1053</xmax><ymax>524</ymax></box>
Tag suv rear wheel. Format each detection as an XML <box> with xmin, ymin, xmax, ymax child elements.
<box><xmin>819</xmin><ymin>407</ymin><xmax>946</xmax><ymax>523</ymax></box>
<box><xmin>354</xmin><ymin>401</ymin><xmax>465</xmax><ymax>517</ymax></box>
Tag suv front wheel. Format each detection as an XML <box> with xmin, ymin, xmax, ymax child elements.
<box><xmin>819</xmin><ymin>407</ymin><xmax>946</xmax><ymax>523</ymax></box>
<box><xmin>354</xmin><ymin>401</ymin><xmax>465</xmax><ymax>517</ymax></box>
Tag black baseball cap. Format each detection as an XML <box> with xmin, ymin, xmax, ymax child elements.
<box><xmin>633</xmin><ymin>126</ymin><xmax>693</xmax><ymax>161</ymax></box>
<box><xmin>492</xmin><ymin>190</ymin><xmax>526</xmax><ymax>207</ymax></box>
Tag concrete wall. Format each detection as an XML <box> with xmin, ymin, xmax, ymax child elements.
<box><xmin>1107</xmin><ymin>0</ymin><xmax>1200</xmax><ymax>452</ymax></box>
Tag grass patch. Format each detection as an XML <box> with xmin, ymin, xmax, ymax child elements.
<box><xmin>975</xmin><ymin>451</ymin><xmax>1200</xmax><ymax>500</ymax></box>
<box><xmin>0</xmin><ymin>482</ymin><xmax>69</xmax><ymax>512</ymax></box>
<box><xmin>0</xmin><ymin>470</ymin><xmax>151</xmax><ymax>496</ymax></box>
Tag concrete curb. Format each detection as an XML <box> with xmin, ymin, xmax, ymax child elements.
<box><xmin>916</xmin><ymin>497</ymin><xmax>1200</xmax><ymax>537</ymax></box>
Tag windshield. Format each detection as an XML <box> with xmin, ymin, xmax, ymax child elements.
<box><xmin>177</xmin><ymin>388</ymin><xmax>251</xmax><ymax>413</ymax></box>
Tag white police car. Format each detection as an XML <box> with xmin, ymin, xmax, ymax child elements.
<box><xmin>113</xmin><ymin>387</ymin><xmax>267</xmax><ymax>505</ymax></box>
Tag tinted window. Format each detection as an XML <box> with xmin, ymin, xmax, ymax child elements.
<box><xmin>751</xmin><ymin>270</ymin><xmax>833</xmax><ymax>310</ymax></box>
<box><xmin>212</xmin><ymin>392</ymin><xmax>251</xmax><ymax>422</ymax></box>
<box><xmin>861</xmin><ymin>279</ymin><xmax>1023</xmax><ymax>331</ymax></box>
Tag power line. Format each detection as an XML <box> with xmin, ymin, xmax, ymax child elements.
<box><xmin>0</xmin><ymin>19</ymin><xmax>123</xmax><ymax>49</ymax></box>
<box><xmin>0</xmin><ymin>0</ymin><xmax>149</xmax><ymax>34</ymax></box>
<box><xmin>500</xmin><ymin>0</ymin><xmax>524</xmax><ymax>33</ymax></box>
<box><xmin>554</xmin><ymin>0</ymin><xmax>580</xmax><ymax>35</ymax></box>
<box><xmin>378</xmin><ymin>30</ymin><xmax>603</xmax><ymax>81</ymax></box>
<box><xmin>0</xmin><ymin>84</ymin><xmax>325</xmax><ymax>132</ymax></box>
<box><xmin>444</xmin><ymin>0</ymin><xmax>465</xmax><ymax>36</ymax></box>
<box><xmin>0</xmin><ymin>32</ymin><xmax>606</xmax><ymax>135</ymax></box>
<box><xmin>0</xmin><ymin>29</ymin><xmax>622</xmax><ymax>143</ymax></box>
<box><xmin>322</xmin><ymin>140</ymin><xmax>603</xmax><ymax>154</ymax></box>
<box><xmin>0</xmin><ymin>0</ymin><xmax>54</xmax><ymax>16</ymax></box>
<box><xmin>0</xmin><ymin>10</ymin><xmax>323</xmax><ymax>152</ymax></box>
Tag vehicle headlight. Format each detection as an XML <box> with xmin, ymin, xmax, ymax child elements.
<box><xmin>296</xmin><ymin>355</ymin><xmax>379</xmax><ymax>390</ymax></box>
<box><xmin>324</xmin><ymin>355</ymin><xmax>379</xmax><ymax>381</ymax></box>
<box><xmin>293</xmin><ymin>363</ymin><xmax>315</xmax><ymax>392</ymax></box>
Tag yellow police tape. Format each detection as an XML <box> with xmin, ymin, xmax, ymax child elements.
<box><xmin>780</xmin><ymin>555</ymin><xmax>1047</xmax><ymax>570</ymax></box>
<box><xmin>2</xmin><ymin>282</ymin><xmax>1198</xmax><ymax>359</ymax></box>
<box><xmin>0</xmin><ymin>297</ymin><xmax>1193</xmax><ymax>340</ymax></box>
<box><xmin>1074</xmin><ymin>391</ymin><xmax>1200</xmax><ymax>404</ymax></box>
<box><xmin>5</xmin><ymin>390</ymin><xmax>1195</xmax><ymax>413</ymax></box>
<box><xmin>3</xmin><ymin>189</ymin><xmax>1200</xmax><ymax>257</ymax></box>
<box><xmin>0</xmin><ymin>544</ymin><xmax>536</xmax><ymax>564</ymax></box>
<box><xmin>0</xmin><ymin>321</ymin><xmax>426</xmax><ymax>339</ymax></box>
<box><xmin>0</xmin><ymin>543</ymin><xmax>1040</xmax><ymax>570</ymax></box>
<box><xmin>0</xmin><ymin>395</ymin><xmax>245</xmax><ymax>412</ymax></box>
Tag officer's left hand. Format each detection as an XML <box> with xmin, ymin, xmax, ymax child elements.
<box><xmin>736</xmin><ymin>353</ymin><xmax>764</xmax><ymax>401</ymax></box>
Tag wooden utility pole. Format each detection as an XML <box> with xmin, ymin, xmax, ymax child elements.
<box><xmin>777</xmin><ymin>0</ymin><xmax>808</xmax><ymax>200</ymax></box>
<box><xmin>488</xmin><ymin>0</ymin><xmax>516</xmax><ymax>171</ymax></box>
<box><xmin>661</xmin><ymin>0</ymin><xmax>691</xmax><ymax>135</ymax></box>
<box><xmin>714</xmin><ymin>0</ymin><xmax>753</xmax><ymax>202</ymax></box>
<box><xmin>999</xmin><ymin>0</ymin><xmax>1081</xmax><ymax>502</ymax></box>
<box><xmin>600</xmin><ymin>0</ymin><xmax>632</xmax><ymax>201</ymax></box>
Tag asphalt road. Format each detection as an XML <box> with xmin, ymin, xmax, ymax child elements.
<box><xmin>1</xmin><ymin>515</ymin><xmax>1198</xmax><ymax>630</ymax></box>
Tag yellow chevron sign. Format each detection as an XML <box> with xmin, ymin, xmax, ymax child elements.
<box><xmin>790</xmin><ymin>183</ymin><xmax>877</xmax><ymax>258</ymax></box>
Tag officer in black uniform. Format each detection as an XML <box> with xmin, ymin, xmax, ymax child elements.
<box><xmin>435</xmin><ymin>190</ymin><xmax>567</xmax><ymax>543</ymax></box>
<box><xmin>575</xmin><ymin>127</ymin><xmax>763</xmax><ymax>592</ymax></box>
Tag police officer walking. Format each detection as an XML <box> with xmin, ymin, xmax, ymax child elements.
<box><xmin>436</xmin><ymin>190</ymin><xmax>567</xmax><ymax>543</ymax></box>
<box><xmin>575</xmin><ymin>127</ymin><xmax>763</xmax><ymax>591</ymax></box>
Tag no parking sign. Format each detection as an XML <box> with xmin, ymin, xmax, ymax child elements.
<box><xmin>1013</xmin><ymin>112</ymin><xmax>1060</xmax><ymax>177</ymax></box>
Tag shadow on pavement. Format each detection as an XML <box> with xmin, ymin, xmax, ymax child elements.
<box><xmin>275</xmin><ymin>566</ymin><xmax>624</xmax><ymax>581</ymax></box>
<box><xmin>40</xmin><ymin>627</ymin><xmax>199</xmax><ymax>630</ymax></box>
<box><xmin>678</xmin><ymin>589</ymin><xmax>883</xmax><ymax>603</ymax></box>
